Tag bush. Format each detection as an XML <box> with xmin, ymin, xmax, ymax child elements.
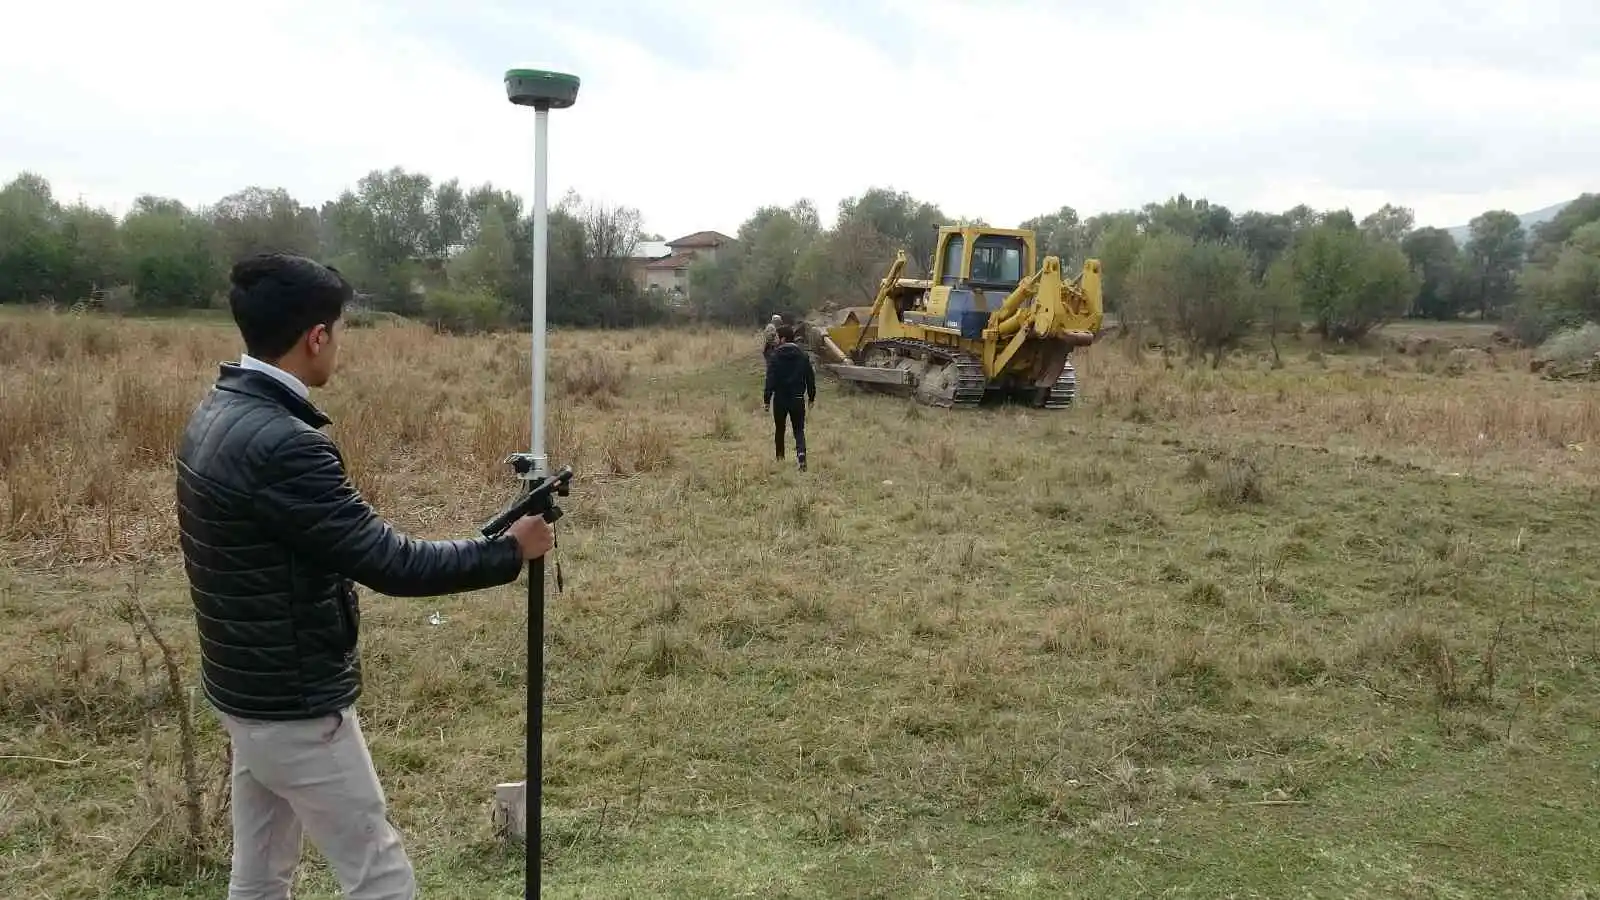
<box><xmin>344</xmin><ymin>305</ymin><xmax>408</xmax><ymax>329</ymax></box>
<box><xmin>1129</xmin><ymin>235</ymin><xmax>1257</xmax><ymax>367</ymax></box>
<box><xmin>1531</xmin><ymin>323</ymin><xmax>1600</xmax><ymax>379</ymax></box>
<box><xmin>1284</xmin><ymin>224</ymin><xmax>1417</xmax><ymax>342</ymax></box>
<box><xmin>419</xmin><ymin>288</ymin><xmax>508</xmax><ymax>334</ymax></box>
<box><xmin>1511</xmin><ymin>221</ymin><xmax>1600</xmax><ymax>345</ymax></box>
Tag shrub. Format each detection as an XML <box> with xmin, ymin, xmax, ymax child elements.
<box><xmin>420</xmin><ymin>288</ymin><xmax>508</xmax><ymax>334</ymax></box>
<box><xmin>1282</xmin><ymin>224</ymin><xmax>1417</xmax><ymax>342</ymax></box>
<box><xmin>1531</xmin><ymin>323</ymin><xmax>1600</xmax><ymax>379</ymax></box>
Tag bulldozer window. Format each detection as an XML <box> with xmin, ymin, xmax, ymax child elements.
<box><xmin>970</xmin><ymin>237</ymin><xmax>1025</xmax><ymax>287</ymax></box>
<box><xmin>941</xmin><ymin>236</ymin><xmax>965</xmax><ymax>286</ymax></box>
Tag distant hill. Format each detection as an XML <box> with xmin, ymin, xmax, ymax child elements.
<box><xmin>1442</xmin><ymin>199</ymin><xmax>1574</xmax><ymax>245</ymax></box>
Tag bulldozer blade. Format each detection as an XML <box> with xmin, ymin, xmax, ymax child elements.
<box><xmin>828</xmin><ymin>364</ymin><xmax>912</xmax><ymax>386</ymax></box>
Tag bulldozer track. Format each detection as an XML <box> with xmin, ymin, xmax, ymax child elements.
<box><xmin>1043</xmin><ymin>359</ymin><xmax>1078</xmax><ymax>409</ymax></box>
<box><xmin>862</xmin><ymin>338</ymin><xmax>988</xmax><ymax>408</ymax></box>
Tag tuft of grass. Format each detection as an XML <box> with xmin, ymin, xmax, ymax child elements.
<box><xmin>1183</xmin><ymin>580</ymin><xmax>1227</xmax><ymax>607</ymax></box>
<box><xmin>555</xmin><ymin>348</ymin><xmax>631</xmax><ymax>406</ymax></box>
<box><xmin>708</xmin><ymin>401</ymin><xmax>738</xmax><ymax>441</ymax></box>
<box><xmin>1205</xmin><ymin>453</ymin><xmax>1268</xmax><ymax>507</ymax></box>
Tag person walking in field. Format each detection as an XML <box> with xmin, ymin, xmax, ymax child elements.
<box><xmin>174</xmin><ymin>252</ymin><xmax>554</xmax><ymax>900</ymax></box>
<box><xmin>763</xmin><ymin>323</ymin><xmax>816</xmax><ymax>471</ymax></box>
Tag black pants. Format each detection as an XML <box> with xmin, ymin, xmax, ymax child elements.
<box><xmin>772</xmin><ymin>396</ymin><xmax>807</xmax><ymax>460</ymax></box>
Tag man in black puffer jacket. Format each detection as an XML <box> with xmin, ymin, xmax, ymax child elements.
<box><xmin>762</xmin><ymin>324</ymin><xmax>817</xmax><ymax>471</ymax></box>
<box><xmin>176</xmin><ymin>253</ymin><xmax>553</xmax><ymax>900</ymax></box>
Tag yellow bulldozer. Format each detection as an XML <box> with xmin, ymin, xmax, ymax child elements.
<box><xmin>806</xmin><ymin>224</ymin><xmax>1103</xmax><ymax>409</ymax></box>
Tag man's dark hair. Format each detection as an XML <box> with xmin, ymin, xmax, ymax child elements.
<box><xmin>776</xmin><ymin>324</ymin><xmax>796</xmax><ymax>343</ymax></box>
<box><xmin>228</xmin><ymin>253</ymin><xmax>353</xmax><ymax>360</ymax></box>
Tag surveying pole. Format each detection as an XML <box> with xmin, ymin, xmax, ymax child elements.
<box><xmin>500</xmin><ymin>66</ymin><xmax>579</xmax><ymax>899</ymax></box>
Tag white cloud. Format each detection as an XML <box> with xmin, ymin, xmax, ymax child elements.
<box><xmin>1</xmin><ymin>0</ymin><xmax>1594</xmax><ymax>243</ymax></box>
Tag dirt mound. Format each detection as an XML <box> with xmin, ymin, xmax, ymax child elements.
<box><xmin>1532</xmin><ymin>353</ymin><xmax>1600</xmax><ymax>381</ymax></box>
<box><xmin>1389</xmin><ymin>324</ymin><xmax>1518</xmax><ymax>356</ymax></box>
<box><xmin>1394</xmin><ymin>333</ymin><xmax>1443</xmax><ymax>356</ymax></box>
<box><xmin>1443</xmin><ymin>347</ymin><xmax>1492</xmax><ymax>375</ymax></box>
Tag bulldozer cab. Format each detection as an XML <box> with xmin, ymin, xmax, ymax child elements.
<box><xmin>934</xmin><ymin>226</ymin><xmax>1034</xmax><ymax>291</ymax></box>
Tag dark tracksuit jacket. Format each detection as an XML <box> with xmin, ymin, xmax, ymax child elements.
<box><xmin>763</xmin><ymin>343</ymin><xmax>816</xmax><ymax>457</ymax></box>
<box><xmin>763</xmin><ymin>343</ymin><xmax>816</xmax><ymax>408</ymax></box>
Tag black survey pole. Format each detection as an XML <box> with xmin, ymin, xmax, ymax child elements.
<box><xmin>497</xmin><ymin>66</ymin><xmax>580</xmax><ymax>898</ymax></box>
<box><xmin>480</xmin><ymin>462</ymin><xmax>570</xmax><ymax>896</ymax></box>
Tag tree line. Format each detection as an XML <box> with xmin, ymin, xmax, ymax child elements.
<box><xmin>0</xmin><ymin>168</ymin><xmax>663</xmax><ymax>331</ymax></box>
<box><xmin>695</xmin><ymin>190</ymin><xmax>1599</xmax><ymax>365</ymax></box>
<box><xmin>2</xmin><ymin>168</ymin><xmax>1596</xmax><ymax>359</ymax></box>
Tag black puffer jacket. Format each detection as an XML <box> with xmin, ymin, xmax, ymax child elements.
<box><xmin>175</xmin><ymin>364</ymin><xmax>524</xmax><ymax>720</ymax></box>
<box><xmin>763</xmin><ymin>342</ymin><xmax>816</xmax><ymax>405</ymax></box>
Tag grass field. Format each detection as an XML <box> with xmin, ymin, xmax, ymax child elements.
<box><xmin>3</xmin><ymin>308</ymin><xmax>1600</xmax><ymax>899</ymax></box>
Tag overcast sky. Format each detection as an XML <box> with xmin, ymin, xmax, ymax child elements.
<box><xmin>3</xmin><ymin>0</ymin><xmax>1595</xmax><ymax>241</ymax></box>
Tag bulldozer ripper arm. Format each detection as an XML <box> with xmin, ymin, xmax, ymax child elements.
<box><xmin>821</xmin><ymin>334</ymin><xmax>847</xmax><ymax>364</ymax></box>
<box><xmin>990</xmin><ymin>256</ymin><xmax>1067</xmax><ymax>338</ymax></box>
<box><xmin>990</xmin><ymin>255</ymin><xmax>1103</xmax><ymax>343</ymax></box>
<box><xmin>1030</xmin><ymin>256</ymin><xmax>1065</xmax><ymax>337</ymax></box>
<box><xmin>846</xmin><ymin>250</ymin><xmax>907</xmax><ymax>355</ymax></box>
<box><xmin>988</xmin><ymin>270</ymin><xmax>1042</xmax><ymax>336</ymax></box>
<box><xmin>990</xmin><ymin>316</ymin><xmax>1035</xmax><ymax>377</ymax></box>
<box><xmin>805</xmin><ymin>325</ymin><xmax>850</xmax><ymax>365</ymax></box>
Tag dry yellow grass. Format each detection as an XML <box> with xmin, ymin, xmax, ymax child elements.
<box><xmin>3</xmin><ymin>307</ymin><xmax>1599</xmax><ymax>898</ymax></box>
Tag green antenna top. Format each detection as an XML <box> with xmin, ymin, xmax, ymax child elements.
<box><xmin>504</xmin><ymin>69</ymin><xmax>580</xmax><ymax>109</ymax></box>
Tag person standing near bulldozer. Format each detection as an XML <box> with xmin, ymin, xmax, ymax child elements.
<box><xmin>763</xmin><ymin>324</ymin><xmax>816</xmax><ymax>471</ymax></box>
<box><xmin>761</xmin><ymin>314</ymin><xmax>782</xmax><ymax>362</ymax></box>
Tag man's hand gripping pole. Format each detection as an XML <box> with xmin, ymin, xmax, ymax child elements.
<box><xmin>480</xmin><ymin>460</ymin><xmax>573</xmax><ymax>544</ymax></box>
